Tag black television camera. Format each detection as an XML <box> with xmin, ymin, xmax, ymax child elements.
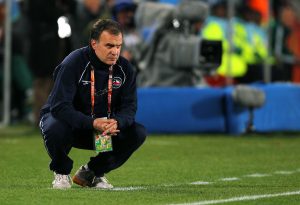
<box><xmin>170</xmin><ymin>0</ymin><xmax>222</xmax><ymax>72</ymax></box>
<box><xmin>170</xmin><ymin>36</ymin><xmax>222</xmax><ymax>73</ymax></box>
<box><xmin>135</xmin><ymin>0</ymin><xmax>222</xmax><ymax>86</ymax></box>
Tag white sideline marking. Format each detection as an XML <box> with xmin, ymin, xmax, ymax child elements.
<box><xmin>169</xmin><ymin>190</ymin><xmax>300</xmax><ymax>205</ymax></box>
<box><xmin>274</xmin><ymin>171</ymin><xmax>295</xmax><ymax>175</ymax></box>
<box><xmin>190</xmin><ymin>181</ymin><xmax>212</xmax><ymax>185</ymax></box>
<box><xmin>47</xmin><ymin>186</ymin><xmax>146</xmax><ymax>191</ymax></box>
<box><xmin>162</xmin><ymin>184</ymin><xmax>181</xmax><ymax>187</ymax></box>
<box><xmin>244</xmin><ymin>173</ymin><xmax>271</xmax><ymax>178</ymax></box>
<box><xmin>219</xmin><ymin>177</ymin><xmax>239</xmax><ymax>181</ymax></box>
<box><xmin>112</xmin><ymin>186</ymin><xmax>145</xmax><ymax>191</ymax></box>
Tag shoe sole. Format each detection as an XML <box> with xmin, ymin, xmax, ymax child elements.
<box><xmin>72</xmin><ymin>175</ymin><xmax>92</xmax><ymax>187</ymax></box>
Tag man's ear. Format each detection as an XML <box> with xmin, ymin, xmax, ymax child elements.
<box><xmin>91</xmin><ymin>39</ymin><xmax>97</xmax><ymax>50</ymax></box>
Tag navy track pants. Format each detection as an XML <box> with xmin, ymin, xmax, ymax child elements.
<box><xmin>39</xmin><ymin>112</ymin><xmax>147</xmax><ymax>176</ymax></box>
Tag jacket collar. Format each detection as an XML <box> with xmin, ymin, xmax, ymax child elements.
<box><xmin>88</xmin><ymin>45</ymin><xmax>110</xmax><ymax>70</ymax></box>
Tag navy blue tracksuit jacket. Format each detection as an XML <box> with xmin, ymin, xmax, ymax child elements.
<box><xmin>40</xmin><ymin>46</ymin><xmax>144</xmax><ymax>151</ymax></box>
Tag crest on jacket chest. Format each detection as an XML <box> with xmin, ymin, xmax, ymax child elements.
<box><xmin>112</xmin><ymin>77</ymin><xmax>123</xmax><ymax>89</ymax></box>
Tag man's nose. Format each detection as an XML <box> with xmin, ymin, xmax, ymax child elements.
<box><xmin>111</xmin><ymin>47</ymin><xmax>118</xmax><ymax>55</ymax></box>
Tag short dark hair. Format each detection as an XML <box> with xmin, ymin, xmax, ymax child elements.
<box><xmin>90</xmin><ymin>19</ymin><xmax>123</xmax><ymax>41</ymax></box>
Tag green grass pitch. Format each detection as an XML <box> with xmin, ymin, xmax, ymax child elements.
<box><xmin>0</xmin><ymin>125</ymin><xmax>300</xmax><ymax>205</ymax></box>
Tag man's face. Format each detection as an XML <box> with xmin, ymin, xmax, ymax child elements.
<box><xmin>116</xmin><ymin>9</ymin><xmax>135</xmax><ymax>29</ymax></box>
<box><xmin>91</xmin><ymin>31</ymin><xmax>123</xmax><ymax>65</ymax></box>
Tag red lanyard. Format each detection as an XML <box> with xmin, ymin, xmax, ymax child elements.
<box><xmin>91</xmin><ymin>65</ymin><xmax>113</xmax><ymax>119</ymax></box>
<box><xmin>107</xmin><ymin>65</ymin><xmax>113</xmax><ymax>118</ymax></box>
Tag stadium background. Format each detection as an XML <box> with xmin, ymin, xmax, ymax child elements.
<box><xmin>0</xmin><ymin>0</ymin><xmax>300</xmax><ymax>204</ymax></box>
<box><xmin>1</xmin><ymin>0</ymin><xmax>300</xmax><ymax>134</ymax></box>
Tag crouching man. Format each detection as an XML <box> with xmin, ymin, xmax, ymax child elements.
<box><xmin>39</xmin><ymin>19</ymin><xmax>146</xmax><ymax>189</ymax></box>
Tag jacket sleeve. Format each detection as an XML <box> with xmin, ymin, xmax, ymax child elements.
<box><xmin>113</xmin><ymin>61</ymin><xmax>137</xmax><ymax>129</ymax></box>
<box><xmin>49</xmin><ymin>62</ymin><xmax>94</xmax><ymax>130</ymax></box>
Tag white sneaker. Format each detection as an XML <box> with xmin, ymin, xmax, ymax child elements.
<box><xmin>52</xmin><ymin>172</ymin><xmax>72</xmax><ymax>189</ymax></box>
<box><xmin>92</xmin><ymin>176</ymin><xmax>113</xmax><ymax>189</ymax></box>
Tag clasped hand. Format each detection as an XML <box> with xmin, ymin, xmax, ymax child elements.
<box><xmin>93</xmin><ymin>118</ymin><xmax>120</xmax><ymax>136</ymax></box>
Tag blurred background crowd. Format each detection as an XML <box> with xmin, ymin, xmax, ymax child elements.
<box><xmin>0</xmin><ymin>0</ymin><xmax>300</xmax><ymax>125</ymax></box>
